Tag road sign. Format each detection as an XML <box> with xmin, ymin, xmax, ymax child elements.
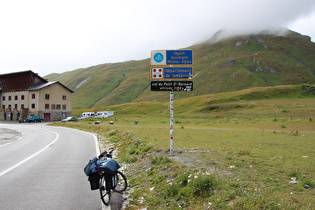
<box><xmin>166</xmin><ymin>50</ymin><xmax>193</xmax><ymax>65</ymax></box>
<box><xmin>151</xmin><ymin>67</ymin><xmax>193</xmax><ymax>80</ymax></box>
<box><xmin>151</xmin><ymin>50</ymin><xmax>166</xmax><ymax>65</ymax></box>
<box><xmin>151</xmin><ymin>50</ymin><xmax>193</xmax><ymax>65</ymax></box>
<box><xmin>150</xmin><ymin>49</ymin><xmax>194</xmax><ymax>156</ymax></box>
<box><xmin>151</xmin><ymin>67</ymin><xmax>164</xmax><ymax>79</ymax></box>
<box><xmin>151</xmin><ymin>81</ymin><xmax>193</xmax><ymax>91</ymax></box>
<box><xmin>164</xmin><ymin>67</ymin><xmax>193</xmax><ymax>79</ymax></box>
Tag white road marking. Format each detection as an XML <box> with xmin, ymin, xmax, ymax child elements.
<box><xmin>94</xmin><ymin>134</ymin><xmax>100</xmax><ymax>156</ymax></box>
<box><xmin>0</xmin><ymin>143</ymin><xmax>10</xmax><ymax>147</ymax></box>
<box><xmin>0</xmin><ymin>129</ymin><xmax>59</xmax><ymax>177</ymax></box>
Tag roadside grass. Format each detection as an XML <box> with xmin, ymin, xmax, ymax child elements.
<box><xmin>54</xmin><ymin>119</ymin><xmax>314</xmax><ymax>209</ymax></box>
<box><xmin>52</xmin><ymin>87</ymin><xmax>315</xmax><ymax>209</ymax></box>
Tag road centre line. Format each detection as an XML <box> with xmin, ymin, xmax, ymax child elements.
<box><xmin>0</xmin><ymin>129</ymin><xmax>59</xmax><ymax>177</ymax></box>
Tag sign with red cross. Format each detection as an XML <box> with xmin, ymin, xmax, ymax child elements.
<box><xmin>151</xmin><ymin>67</ymin><xmax>164</xmax><ymax>79</ymax></box>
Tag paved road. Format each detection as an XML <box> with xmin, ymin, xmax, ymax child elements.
<box><xmin>0</xmin><ymin>123</ymin><xmax>104</xmax><ymax>209</ymax></box>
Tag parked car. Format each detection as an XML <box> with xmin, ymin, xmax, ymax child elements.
<box><xmin>28</xmin><ymin>116</ymin><xmax>43</xmax><ymax>123</ymax></box>
<box><xmin>61</xmin><ymin>117</ymin><xmax>78</xmax><ymax>122</ymax></box>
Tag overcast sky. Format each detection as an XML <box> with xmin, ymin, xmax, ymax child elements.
<box><xmin>1</xmin><ymin>0</ymin><xmax>315</xmax><ymax>77</ymax></box>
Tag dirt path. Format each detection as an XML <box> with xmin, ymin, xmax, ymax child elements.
<box><xmin>109</xmin><ymin>124</ymin><xmax>315</xmax><ymax>133</ymax></box>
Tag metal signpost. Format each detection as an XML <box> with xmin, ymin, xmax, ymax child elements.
<box><xmin>170</xmin><ymin>91</ymin><xmax>174</xmax><ymax>155</ymax></box>
<box><xmin>151</xmin><ymin>49</ymin><xmax>193</xmax><ymax>156</ymax></box>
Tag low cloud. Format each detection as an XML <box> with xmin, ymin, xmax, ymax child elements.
<box><xmin>0</xmin><ymin>0</ymin><xmax>315</xmax><ymax>76</ymax></box>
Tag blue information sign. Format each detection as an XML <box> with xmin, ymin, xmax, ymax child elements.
<box><xmin>166</xmin><ymin>50</ymin><xmax>193</xmax><ymax>65</ymax></box>
<box><xmin>164</xmin><ymin>67</ymin><xmax>193</xmax><ymax>79</ymax></box>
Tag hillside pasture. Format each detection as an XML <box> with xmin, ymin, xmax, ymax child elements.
<box><xmin>54</xmin><ymin>85</ymin><xmax>315</xmax><ymax>209</ymax></box>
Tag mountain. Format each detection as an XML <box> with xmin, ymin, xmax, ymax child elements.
<box><xmin>44</xmin><ymin>29</ymin><xmax>315</xmax><ymax>110</ymax></box>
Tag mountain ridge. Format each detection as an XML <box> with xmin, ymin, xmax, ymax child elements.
<box><xmin>44</xmin><ymin>29</ymin><xmax>315</xmax><ymax>109</ymax></box>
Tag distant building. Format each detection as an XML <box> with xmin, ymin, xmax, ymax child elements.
<box><xmin>0</xmin><ymin>70</ymin><xmax>74</xmax><ymax>122</ymax></box>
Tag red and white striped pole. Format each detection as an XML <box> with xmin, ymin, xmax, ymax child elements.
<box><xmin>170</xmin><ymin>91</ymin><xmax>174</xmax><ymax>156</ymax></box>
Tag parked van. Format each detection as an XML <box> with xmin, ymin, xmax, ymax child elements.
<box><xmin>80</xmin><ymin>112</ymin><xmax>95</xmax><ymax>118</ymax></box>
<box><xmin>96</xmin><ymin>111</ymin><xmax>114</xmax><ymax>118</ymax></box>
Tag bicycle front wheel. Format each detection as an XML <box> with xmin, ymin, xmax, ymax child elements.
<box><xmin>99</xmin><ymin>175</ymin><xmax>111</xmax><ymax>206</ymax></box>
<box><xmin>113</xmin><ymin>171</ymin><xmax>127</xmax><ymax>193</ymax></box>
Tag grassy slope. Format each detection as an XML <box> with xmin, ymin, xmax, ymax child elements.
<box><xmin>44</xmin><ymin>30</ymin><xmax>315</xmax><ymax>110</ymax></box>
<box><xmin>71</xmin><ymin>84</ymin><xmax>315</xmax><ymax>119</ymax></box>
<box><xmin>53</xmin><ymin>85</ymin><xmax>315</xmax><ymax>209</ymax></box>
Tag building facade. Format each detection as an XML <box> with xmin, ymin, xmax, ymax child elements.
<box><xmin>0</xmin><ymin>70</ymin><xmax>73</xmax><ymax>122</ymax></box>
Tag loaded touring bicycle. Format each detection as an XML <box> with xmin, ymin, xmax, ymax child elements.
<box><xmin>84</xmin><ymin>148</ymin><xmax>127</xmax><ymax>206</ymax></box>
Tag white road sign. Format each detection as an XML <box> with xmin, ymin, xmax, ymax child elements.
<box><xmin>151</xmin><ymin>50</ymin><xmax>166</xmax><ymax>65</ymax></box>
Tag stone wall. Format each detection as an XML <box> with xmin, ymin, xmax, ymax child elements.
<box><xmin>0</xmin><ymin>108</ymin><xmax>29</xmax><ymax>122</ymax></box>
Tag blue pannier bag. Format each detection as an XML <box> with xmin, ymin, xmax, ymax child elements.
<box><xmin>84</xmin><ymin>157</ymin><xmax>101</xmax><ymax>176</ymax></box>
<box><xmin>100</xmin><ymin>158</ymin><xmax>121</xmax><ymax>174</ymax></box>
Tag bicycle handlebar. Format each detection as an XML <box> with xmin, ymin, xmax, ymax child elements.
<box><xmin>98</xmin><ymin>148</ymin><xmax>115</xmax><ymax>159</ymax></box>
<box><xmin>108</xmin><ymin>148</ymin><xmax>115</xmax><ymax>154</ymax></box>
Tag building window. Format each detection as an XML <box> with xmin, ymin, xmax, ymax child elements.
<box><xmin>15</xmin><ymin>104</ymin><xmax>18</xmax><ymax>109</ymax></box>
<box><xmin>2</xmin><ymin>96</ymin><xmax>5</xmax><ymax>101</ymax></box>
<box><xmin>15</xmin><ymin>95</ymin><xmax>18</xmax><ymax>100</ymax></box>
<box><xmin>62</xmin><ymin>95</ymin><xmax>66</xmax><ymax>100</ymax></box>
<box><xmin>51</xmin><ymin>104</ymin><xmax>55</xmax><ymax>110</ymax></box>
<box><xmin>62</xmin><ymin>105</ymin><xmax>66</xmax><ymax>110</ymax></box>
<box><xmin>8</xmin><ymin>105</ymin><xmax>11</xmax><ymax>109</ymax></box>
<box><xmin>21</xmin><ymin>95</ymin><xmax>25</xmax><ymax>100</ymax></box>
<box><xmin>45</xmin><ymin>104</ymin><xmax>49</xmax><ymax>110</ymax></box>
<box><xmin>9</xmin><ymin>96</ymin><xmax>12</xmax><ymax>101</ymax></box>
<box><xmin>45</xmin><ymin>94</ymin><xmax>50</xmax><ymax>100</ymax></box>
<box><xmin>21</xmin><ymin>104</ymin><xmax>24</xmax><ymax>109</ymax></box>
<box><xmin>32</xmin><ymin>94</ymin><xmax>35</xmax><ymax>99</ymax></box>
<box><xmin>31</xmin><ymin>104</ymin><xmax>35</xmax><ymax>109</ymax></box>
<box><xmin>56</xmin><ymin>104</ymin><xmax>61</xmax><ymax>110</ymax></box>
<box><xmin>2</xmin><ymin>105</ymin><xmax>5</xmax><ymax>109</ymax></box>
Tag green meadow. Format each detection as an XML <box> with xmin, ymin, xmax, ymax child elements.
<box><xmin>53</xmin><ymin>85</ymin><xmax>315</xmax><ymax>209</ymax></box>
<box><xmin>45</xmin><ymin>31</ymin><xmax>315</xmax><ymax>109</ymax></box>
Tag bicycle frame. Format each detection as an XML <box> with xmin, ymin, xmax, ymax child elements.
<box><xmin>97</xmin><ymin>148</ymin><xmax>127</xmax><ymax>206</ymax></box>
<box><xmin>99</xmin><ymin>170</ymin><xmax>127</xmax><ymax>206</ymax></box>
<box><xmin>99</xmin><ymin>172</ymin><xmax>117</xmax><ymax>190</ymax></box>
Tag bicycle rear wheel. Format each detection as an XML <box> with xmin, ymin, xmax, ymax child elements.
<box><xmin>113</xmin><ymin>171</ymin><xmax>127</xmax><ymax>193</ymax></box>
<box><xmin>99</xmin><ymin>175</ymin><xmax>111</xmax><ymax>206</ymax></box>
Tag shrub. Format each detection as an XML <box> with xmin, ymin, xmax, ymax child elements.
<box><xmin>303</xmin><ymin>179</ymin><xmax>315</xmax><ymax>188</ymax></box>
<box><xmin>107</xmin><ymin>130</ymin><xmax>117</xmax><ymax>136</ymax></box>
<box><xmin>150</xmin><ymin>156</ymin><xmax>173</xmax><ymax>165</ymax></box>
<box><xmin>191</xmin><ymin>175</ymin><xmax>218</xmax><ymax>197</ymax></box>
<box><xmin>238</xmin><ymin>150</ymin><xmax>250</xmax><ymax>156</ymax></box>
<box><xmin>288</xmin><ymin>168</ymin><xmax>300</xmax><ymax>177</ymax></box>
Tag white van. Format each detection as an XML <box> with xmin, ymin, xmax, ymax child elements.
<box><xmin>95</xmin><ymin>111</ymin><xmax>114</xmax><ymax>118</ymax></box>
<box><xmin>80</xmin><ymin>112</ymin><xmax>95</xmax><ymax>118</ymax></box>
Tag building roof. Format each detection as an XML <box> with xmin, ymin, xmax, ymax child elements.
<box><xmin>0</xmin><ymin>70</ymin><xmax>73</xmax><ymax>93</ymax></box>
<box><xmin>27</xmin><ymin>81</ymin><xmax>74</xmax><ymax>93</ymax></box>
<box><xmin>0</xmin><ymin>70</ymin><xmax>48</xmax><ymax>92</ymax></box>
